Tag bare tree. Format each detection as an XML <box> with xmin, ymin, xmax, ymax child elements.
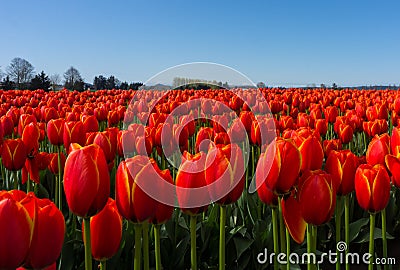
<box><xmin>6</xmin><ymin>57</ymin><xmax>35</xmax><ymax>88</ymax></box>
<box><xmin>64</xmin><ymin>66</ymin><xmax>84</xmax><ymax>91</ymax></box>
<box><xmin>50</xmin><ymin>74</ymin><xmax>61</xmax><ymax>90</ymax></box>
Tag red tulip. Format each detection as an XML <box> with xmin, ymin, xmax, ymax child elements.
<box><xmin>22</xmin><ymin>152</ymin><xmax>51</xmax><ymax>184</ymax></box>
<box><xmin>195</xmin><ymin>127</ymin><xmax>214</xmax><ymax>152</ymax></box>
<box><xmin>63</xmin><ymin>121</ymin><xmax>85</xmax><ymax>151</ymax></box>
<box><xmin>81</xmin><ymin>115</ymin><xmax>99</xmax><ymax>134</ymax></box>
<box><xmin>298</xmin><ymin>135</ymin><xmax>324</xmax><ymax>171</ymax></box>
<box><xmin>257</xmin><ymin>180</ymin><xmax>278</xmax><ymax>206</ymax></box>
<box><xmin>1</xmin><ymin>139</ymin><xmax>27</xmax><ymax>171</ymax></box>
<box><xmin>338</xmin><ymin>124</ymin><xmax>353</xmax><ymax>144</ymax></box>
<box><xmin>93</xmin><ymin>131</ymin><xmax>117</xmax><ymax>164</ymax></box>
<box><xmin>323</xmin><ymin>139</ymin><xmax>342</xmax><ymax>158</ymax></box>
<box><xmin>85</xmin><ymin>198</ymin><xmax>122</xmax><ymax>261</ymax></box>
<box><xmin>239</xmin><ymin>111</ymin><xmax>253</xmax><ymax>134</ymax></box>
<box><xmin>64</xmin><ymin>144</ymin><xmax>110</xmax><ymax>217</ymax></box>
<box><xmin>355</xmin><ymin>164</ymin><xmax>390</xmax><ymax>212</ymax></box>
<box><xmin>314</xmin><ymin>119</ymin><xmax>328</xmax><ymax>136</ymax></box>
<box><xmin>22</xmin><ymin>122</ymin><xmax>40</xmax><ymax>156</ymax></box>
<box><xmin>0</xmin><ymin>193</ymin><xmax>33</xmax><ymax>269</ymax></box>
<box><xmin>205</xmin><ymin>144</ymin><xmax>245</xmax><ymax>205</ymax></box>
<box><xmin>324</xmin><ymin>106</ymin><xmax>338</xmax><ymax>123</ymax></box>
<box><xmin>21</xmin><ymin>194</ymin><xmax>65</xmax><ymax>269</ymax></box>
<box><xmin>115</xmin><ymin>155</ymin><xmax>174</xmax><ymax>223</ymax></box>
<box><xmin>47</xmin><ymin>152</ymin><xmax>66</xmax><ymax>175</ymax></box>
<box><xmin>47</xmin><ymin>119</ymin><xmax>64</xmax><ymax>146</ymax></box>
<box><xmin>298</xmin><ymin>170</ymin><xmax>336</xmax><ymax>226</ymax></box>
<box><xmin>390</xmin><ymin>127</ymin><xmax>400</xmax><ymax>156</ymax></box>
<box><xmin>325</xmin><ymin>150</ymin><xmax>359</xmax><ymax>195</ymax></box>
<box><xmin>176</xmin><ymin>151</ymin><xmax>209</xmax><ymax>215</ymax></box>
<box><xmin>279</xmin><ymin>115</ymin><xmax>295</xmax><ymax>132</ymax></box>
<box><xmin>1</xmin><ymin>115</ymin><xmax>14</xmax><ymax>137</ymax></box>
<box><xmin>256</xmin><ymin>138</ymin><xmax>301</xmax><ymax>195</ymax></box>
<box><xmin>366</xmin><ymin>133</ymin><xmax>390</xmax><ymax>166</ymax></box>
<box><xmin>117</xmin><ymin>130</ymin><xmax>135</xmax><ymax>157</ymax></box>
<box><xmin>18</xmin><ymin>114</ymin><xmax>37</xmax><ymax>137</ymax></box>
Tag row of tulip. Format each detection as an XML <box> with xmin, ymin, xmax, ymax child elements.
<box><xmin>1</xmin><ymin>87</ymin><xmax>400</xmax><ymax>270</ymax></box>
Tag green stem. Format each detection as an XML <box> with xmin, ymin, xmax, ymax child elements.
<box><xmin>307</xmin><ymin>224</ymin><xmax>317</xmax><ymax>270</ymax></box>
<box><xmin>100</xmin><ymin>261</ymin><xmax>106</xmax><ymax>270</ymax></box>
<box><xmin>344</xmin><ymin>195</ymin><xmax>350</xmax><ymax>270</ymax></box>
<box><xmin>381</xmin><ymin>209</ymin><xmax>387</xmax><ymax>270</ymax></box>
<box><xmin>307</xmin><ymin>225</ymin><xmax>312</xmax><ymax>270</ymax></box>
<box><xmin>83</xmin><ymin>217</ymin><xmax>93</xmax><ymax>270</ymax></box>
<box><xmin>369</xmin><ymin>213</ymin><xmax>375</xmax><ymax>270</ymax></box>
<box><xmin>219</xmin><ymin>205</ymin><xmax>226</xmax><ymax>270</ymax></box>
<box><xmin>27</xmin><ymin>179</ymin><xmax>31</xmax><ymax>193</ymax></box>
<box><xmin>0</xmin><ymin>163</ymin><xmax>5</xmax><ymax>189</ymax></box>
<box><xmin>190</xmin><ymin>215</ymin><xmax>197</xmax><ymax>270</ymax></box>
<box><xmin>312</xmin><ymin>225</ymin><xmax>317</xmax><ymax>255</ymax></box>
<box><xmin>278</xmin><ymin>197</ymin><xmax>286</xmax><ymax>255</ymax></box>
<box><xmin>13</xmin><ymin>171</ymin><xmax>18</xmax><ymax>190</ymax></box>
<box><xmin>154</xmin><ymin>224</ymin><xmax>162</xmax><ymax>270</ymax></box>
<box><xmin>271</xmin><ymin>207</ymin><xmax>279</xmax><ymax>270</ymax></box>
<box><xmin>55</xmin><ymin>175</ymin><xmax>59</xmax><ymax>208</ymax></box>
<box><xmin>143</xmin><ymin>222</ymin><xmax>149</xmax><ymax>270</ymax></box>
<box><xmin>336</xmin><ymin>196</ymin><xmax>342</xmax><ymax>270</ymax></box>
<box><xmin>286</xmin><ymin>227</ymin><xmax>290</xmax><ymax>270</ymax></box>
<box><xmin>134</xmin><ymin>224</ymin><xmax>142</xmax><ymax>270</ymax></box>
<box><xmin>58</xmin><ymin>146</ymin><xmax>63</xmax><ymax>210</ymax></box>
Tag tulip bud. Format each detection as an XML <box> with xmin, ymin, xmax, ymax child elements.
<box><xmin>47</xmin><ymin>119</ymin><xmax>65</xmax><ymax>146</ymax></box>
<box><xmin>64</xmin><ymin>144</ymin><xmax>110</xmax><ymax>217</ymax></box>
<box><xmin>86</xmin><ymin>198</ymin><xmax>122</xmax><ymax>261</ymax></box>
<box><xmin>176</xmin><ymin>151</ymin><xmax>209</xmax><ymax>215</ymax></box>
<box><xmin>325</xmin><ymin>150</ymin><xmax>359</xmax><ymax>195</ymax></box>
<box><xmin>355</xmin><ymin>164</ymin><xmax>390</xmax><ymax>213</ymax></box>
<box><xmin>0</xmin><ymin>194</ymin><xmax>33</xmax><ymax>269</ymax></box>
<box><xmin>298</xmin><ymin>170</ymin><xmax>336</xmax><ymax>226</ymax></box>
<box><xmin>205</xmin><ymin>144</ymin><xmax>245</xmax><ymax>205</ymax></box>
<box><xmin>366</xmin><ymin>133</ymin><xmax>390</xmax><ymax>166</ymax></box>
<box><xmin>1</xmin><ymin>139</ymin><xmax>27</xmax><ymax>171</ymax></box>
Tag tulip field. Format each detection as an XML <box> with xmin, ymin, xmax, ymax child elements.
<box><xmin>2</xmin><ymin>87</ymin><xmax>400</xmax><ymax>270</ymax></box>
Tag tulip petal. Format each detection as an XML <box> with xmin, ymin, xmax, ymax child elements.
<box><xmin>282</xmin><ymin>196</ymin><xmax>306</xmax><ymax>244</ymax></box>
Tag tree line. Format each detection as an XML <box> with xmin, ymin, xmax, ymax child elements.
<box><xmin>0</xmin><ymin>57</ymin><xmax>143</xmax><ymax>91</ymax></box>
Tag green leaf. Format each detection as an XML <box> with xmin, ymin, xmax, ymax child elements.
<box><xmin>233</xmin><ymin>236</ymin><xmax>254</xmax><ymax>259</ymax></box>
<box><xmin>354</xmin><ymin>228</ymin><xmax>394</xmax><ymax>243</ymax></box>
<box><xmin>349</xmin><ymin>217</ymin><xmax>369</xmax><ymax>242</ymax></box>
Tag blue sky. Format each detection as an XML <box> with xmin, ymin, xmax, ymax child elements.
<box><xmin>0</xmin><ymin>0</ymin><xmax>399</xmax><ymax>87</ymax></box>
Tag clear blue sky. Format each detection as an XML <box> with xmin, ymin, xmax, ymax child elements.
<box><xmin>0</xmin><ymin>0</ymin><xmax>399</xmax><ymax>87</ymax></box>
